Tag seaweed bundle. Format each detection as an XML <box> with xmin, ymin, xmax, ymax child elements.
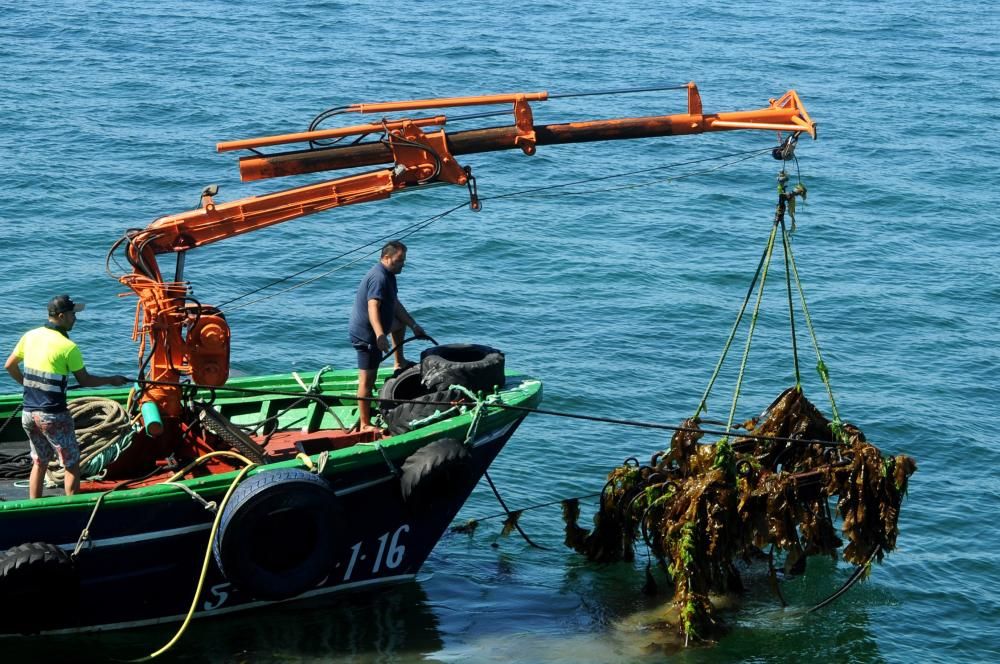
<box><xmin>563</xmin><ymin>387</ymin><xmax>916</xmax><ymax>644</ymax></box>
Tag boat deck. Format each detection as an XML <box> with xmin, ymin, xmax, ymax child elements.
<box><xmin>0</xmin><ymin>478</ymin><xmax>54</xmax><ymax>502</ymax></box>
<box><xmin>0</xmin><ymin>425</ymin><xmax>387</xmax><ymax>503</ymax></box>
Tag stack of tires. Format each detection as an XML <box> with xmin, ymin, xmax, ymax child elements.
<box><xmin>378</xmin><ymin>343</ymin><xmax>505</xmax><ymax>436</ymax></box>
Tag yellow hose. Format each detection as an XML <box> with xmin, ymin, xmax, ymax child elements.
<box><xmin>131</xmin><ymin>453</ymin><xmax>258</xmax><ymax>661</ymax></box>
<box><xmin>164</xmin><ymin>450</ymin><xmax>255</xmax><ymax>483</ymax></box>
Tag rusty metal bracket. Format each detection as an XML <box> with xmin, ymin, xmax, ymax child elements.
<box><xmin>386</xmin><ymin>120</ymin><xmax>468</xmax><ymax>187</ymax></box>
<box><xmin>512</xmin><ymin>96</ymin><xmax>537</xmax><ymax>155</ymax></box>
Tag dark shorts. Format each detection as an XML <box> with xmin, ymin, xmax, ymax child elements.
<box><xmin>351</xmin><ymin>338</ymin><xmax>382</xmax><ymax>370</ymax></box>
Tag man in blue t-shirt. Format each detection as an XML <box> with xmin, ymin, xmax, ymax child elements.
<box><xmin>348</xmin><ymin>241</ymin><xmax>426</xmax><ymax>432</ymax></box>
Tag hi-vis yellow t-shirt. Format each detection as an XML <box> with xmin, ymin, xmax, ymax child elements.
<box><xmin>12</xmin><ymin>325</ymin><xmax>84</xmax><ymax>412</ymax></box>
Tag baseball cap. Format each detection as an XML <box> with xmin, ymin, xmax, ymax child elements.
<box><xmin>48</xmin><ymin>294</ymin><xmax>86</xmax><ymax>316</ymax></box>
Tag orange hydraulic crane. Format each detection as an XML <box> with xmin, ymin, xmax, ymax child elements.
<box><xmin>114</xmin><ymin>82</ymin><xmax>815</xmax><ymax>427</ymax></box>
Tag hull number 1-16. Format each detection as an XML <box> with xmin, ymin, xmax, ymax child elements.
<box><xmin>344</xmin><ymin>524</ymin><xmax>410</xmax><ymax>581</ymax></box>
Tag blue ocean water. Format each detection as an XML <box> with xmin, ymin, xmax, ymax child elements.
<box><xmin>2</xmin><ymin>1</ymin><xmax>999</xmax><ymax>661</ymax></box>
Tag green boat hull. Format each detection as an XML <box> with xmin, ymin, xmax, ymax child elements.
<box><xmin>0</xmin><ymin>366</ymin><xmax>542</xmax><ymax>635</ymax></box>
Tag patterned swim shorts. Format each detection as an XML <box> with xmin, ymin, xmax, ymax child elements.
<box><xmin>22</xmin><ymin>410</ymin><xmax>80</xmax><ymax>468</ymax></box>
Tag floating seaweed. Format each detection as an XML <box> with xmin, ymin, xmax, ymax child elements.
<box><xmin>563</xmin><ymin>387</ymin><xmax>916</xmax><ymax>645</ymax></box>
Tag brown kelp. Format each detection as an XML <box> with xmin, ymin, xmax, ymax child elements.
<box><xmin>563</xmin><ymin>387</ymin><xmax>916</xmax><ymax>644</ymax></box>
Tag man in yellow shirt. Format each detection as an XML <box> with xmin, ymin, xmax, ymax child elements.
<box><xmin>4</xmin><ymin>295</ymin><xmax>129</xmax><ymax>498</ymax></box>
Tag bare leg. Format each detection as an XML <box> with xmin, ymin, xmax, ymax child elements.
<box><xmin>64</xmin><ymin>463</ymin><xmax>81</xmax><ymax>496</ymax></box>
<box><xmin>357</xmin><ymin>368</ymin><xmax>379</xmax><ymax>431</ymax></box>
<box><xmin>391</xmin><ymin>327</ymin><xmax>406</xmax><ymax>369</ymax></box>
<box><xmin>29</xmin><ymin>462</ymin><xmax>45</xmax><ymax>499</ymax></box>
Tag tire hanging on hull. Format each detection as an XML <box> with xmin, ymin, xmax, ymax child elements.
<box><xmin>0</xmin><ymin>542</ymin><xmax>79</xmax><ymax>634</ymax></box>
<box><xmin>213</xmin><ymin>468</ymin><xmax>340</xmax><ymax>601</ymax></box>
<box><xmin>399</xmin><ymin>438</ymin><xmax>474</xmax><ymax>509</ymax></box>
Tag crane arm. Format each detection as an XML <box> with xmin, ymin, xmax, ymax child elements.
<box><xmin>119</xmin><ymin>83</ymin><xmax>815</xmax><ymax>423</ymax></box>
<box><xmin>133</xmin><ymin>84</ymin><xmax>813</xmax><ymax>256</ymax></box>
<box><xmin>229</xmin><ymin>86</ymin><xmax>815</xmax><ymax>182</ymax></box>
<box><xmin>129</xmin><ymin>169</ymin><xmax>397</xmax><ymax>256</ymax></box>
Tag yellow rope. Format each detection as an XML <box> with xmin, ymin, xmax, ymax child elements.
<box><xmin>296</xmin><ymin>452</ymin><xmax>315</xmax><ymax>470</ymax></box>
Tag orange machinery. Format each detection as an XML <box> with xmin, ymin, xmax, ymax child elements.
<box><xmin>116</xmin><ymin>82</ymin><xmax>815</xmax><ymax>427</ymax></box>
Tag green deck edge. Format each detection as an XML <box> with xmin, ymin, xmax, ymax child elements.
<box><xmin>0</xmin><ymin>370</ymin><xmax>542</xmax><ymax>514</ymax></box>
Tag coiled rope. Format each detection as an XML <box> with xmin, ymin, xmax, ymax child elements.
<box><xmin>2</xmin><ymin>398</ymin><xmax>134</xmax><ymax>482</ymax></box>
<box><xmin>46</xmin><ymin>397</ymin><xmax>134</xmax><ymax>485</ymax></box>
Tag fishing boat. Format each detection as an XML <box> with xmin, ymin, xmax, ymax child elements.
<box><xmin>0</xmin><ymin>84</ymin><xmax>815</xmax><ymax>638</ymax></box>
<box><xmin>0</xmin><ymin>362</ymin><xmax>540</xmax><ymax>634</ymax></box>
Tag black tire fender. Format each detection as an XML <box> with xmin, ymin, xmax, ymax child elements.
<box><xmin>420</xmin><ymin>344</ymin><xmax>505</xmax><ymax>394</ymax></box>
<box><xmin>383</xmin><ymin>388</ymin><xmax>467</xmax><ymax>436</ymax></box>
<box><xmin>0</xmin><ymin>542</ymin><xmax>78</xmax><ymax>634</ymax></box>
<box><xmin>213</xmin><ymin>468</ymin><xmax>339</xmax><ymax>601</ymax></box>
<box><xmin>378</xmin><ymin>364</ymin><xmax>428</xmax><ymax>416</ymax></box>
<box><xmin>400</xmin><ymin>438</ymin><xmax>474</xmax><ymax>507</ymax></box>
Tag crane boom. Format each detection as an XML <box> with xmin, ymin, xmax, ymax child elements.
<box><xmin>116</xmin><ymin>82</ymin><xmax>815</xmax><ymax>423</ymax></box>
<box><xmin>232</xmin><ymin>88</ymin><xmax>814</xmax><ymax>182</ymax></box>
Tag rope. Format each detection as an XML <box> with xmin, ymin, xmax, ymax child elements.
<box><xmin>308</xmin><ymin>83</ymin><xmax>694</xmax><ymax>139</ymax></box>
<box><xmin>0</xmin><ymin>403</ymin><xmax>29</xmax><ymax>479</ymax></box>
<box><xmin>160</xmin><ymin>481</ymin><xmax>218</xmax><ymax>512</ymax></box>
<box><xmin>0</xmin><ymin>450</ymin><xmax>32</xmax><ymax>479</ymax></box>
<box><xmin>484</xmin><ymin>148</ymin><xmax>771</xmax><ymax>203</ymax></box>
<box><xmin>454</xmin><ymin>491</ymin><xmax>603</xmax><ymax>528</ymax></box>
<box><xmin>245</xmin><ymin>366</ymin><xmax>345</xmax><ymax>434</ymax></box>
<box><xmin>449</xmin><ymin>385</ymin><xmax>546</xmax><ymax>549</ymax></box>
<box><xmin>73</xmin><ymin>490</ymin><xmax>117</xmax><ymax>558</ymax></box>
<box><xmin>724</xmin><ymin>220</ymin><xmax>779</xmax><ymax>434</ymax></box>
<box><xmin>370</xmin><ymin>441</ymin><xmax>400</xmax><ymax>477</ymax></box>
<box><xmin>482</xmin><ymin>471</ymin><xmax>548</xmax><ymax>550</ymax></box>
<box><xmin>780</xmin><ymin>215</ymin><xmax>802</xmax><ymax>388</ymax></box>
<box><xmin>490</xmin><ymin>403</ymin><xmax>846</xmax><ymax>450</ymax></box>
<box><xmin>71</xmin><ymin>466</ymin><xmax>164</xmax><ymax>558</ymax></box>
<box><xmin>163</xmin><ymin>450</ymin><xmax>255</xmax><ymax>483</ymax></box>
<box><xmin>548</xmin><ymin>83</ymin><xmax>690</xmax><ymax>99</ymax></box>
<box><xmin>807</xmin><ymin>546</ymin><xmax>880</xmax><ymax>613</ymax></box>
<box><xmin>213</xmin><ymin>148</ymin><xmax>772</xmax><ymax>315</ymax></box>
<box><xmin>452</xmin><ymin>384</ymin><xmax>495</xmax><ymax>448</ymax></box>
<box><xmin>692</xmin><ymin>174</ymin><xmax>832</xmax><ymax>442</ymax></box>
<box><xmin>782</xmin><ymin>220</ymin><xmax>842</xmax><ymax>429</ymax></box>
<box><xmin>692</xmin><ymin>235</ymin><xmax>775</xmax><ymax>421</ymax></box>
<box><xmin>46</xmin><ymin>397</ymin><xmax>133</xmax><ymax>486</ymax></box>
<box><xmin>71</xmin><ymin>450</ymin><xmax>255</xmax><ymax>558</ymax></box>
<box><xmin>216</xmin><ymin>202</ymin><xmax>467</xmax><ymax>312</ymax></box>
<box><xmin>78</xmin><ymin>429</ymin><xmax>137</xmax><ymax>480</ymax></box>
<box><xmin>0</xmin><ymin>406</ymin><xmax>30</xmax><ymax>478</ymax></box>
<box><xmin>64</xmin><ymin>450</ymin><xmax>256</xmax><ymax>660</ymax></box>
<box><xmin>0</xmin><ymin>404</ymin><xmax>22</xmax><ymax>438</ymax></box>
<box><xmin>134</xmin><ymin>377</ymin><xmax>849</xmax><ymax>450</ymax></box>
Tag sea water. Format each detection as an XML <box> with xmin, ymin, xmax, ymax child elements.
<box><xmin>1</xmin><ymin>1</ymin><xmax>998</xmax><ymax>661</ymax></box>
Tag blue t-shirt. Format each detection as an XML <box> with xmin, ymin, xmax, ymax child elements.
<box><xmin>348</xmin><ymin>263</ymin><xmax>397</xmax><ymax>345</ymax></box>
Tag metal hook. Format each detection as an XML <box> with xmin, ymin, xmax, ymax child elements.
<box><xmin>772</xmin><ymin>134</ymin><xmax>799</xmax><ymax>161</ymax></box>
<box><xmin>465</xmin><ymin>166</ymin><xmax>480</xmax><ymax>210</ymax></box>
